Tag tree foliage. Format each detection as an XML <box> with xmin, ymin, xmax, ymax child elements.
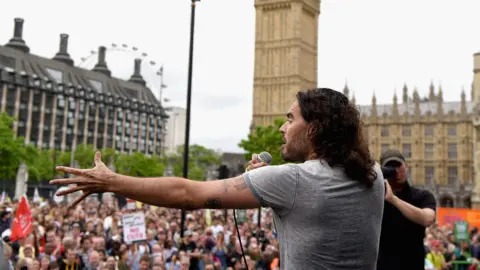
<box><xmin>115</xmin><ymin>152</ymin><xmax>165</xmax><ymax>177</ymax></box>
<box><xmin>238</xmin><ymin>118</ymin><xmax>286</xmax><ymax>166</ymax></box>
<box><xmin>0</xmin><ymin>112</ymin><xmax>220</xmax><ymax>182</ymax></box>
<box><xmin>0</xmin><ymin>112</ymin><xmax>39</xmax><ymax>180</ymax></box>
<box><xmin>168</xmin><ymin>144</ymin><xmax>221</xmax><ymax>181</ymax></box>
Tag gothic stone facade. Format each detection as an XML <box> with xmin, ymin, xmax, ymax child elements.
<box><xmin>355</xmin><ymin>81</ymin><xmax>474</xmax><ymax>208</ymax></box>
<box><xmin>0</xmin><ymin>18</ymin><xmax>168</xmax><ymax>155</ymax></box>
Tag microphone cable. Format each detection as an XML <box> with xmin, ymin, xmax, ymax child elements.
<box><xmin>233</xmin><ymin>209</ymin><xmax>249</xmax><ymax>270</ymax></box>
<box><xmin>231</xmin><ymin>152</ymin><xmax>272</xmax><ymax>270</ymax></box>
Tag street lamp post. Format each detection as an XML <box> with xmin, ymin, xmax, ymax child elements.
<box><xmin>180</xmin><ymin>0</ymin><xmax>199</xmax><ymax>239</ymax></box>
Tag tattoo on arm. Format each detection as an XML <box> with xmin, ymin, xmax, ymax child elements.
<box><xmin>223</xmin><ymin>178</ymin><xmax>229</xmax><ymax>192</ymax></box>
<box><xmin>204</xmin><ymin>198</ymin><xmax>223</xmax><ymax>209</ymax></box>
<box><xmin>222</xmin><ymin>176</ymin><xmax>248</xmax><ymax>193</ymax></box>
<box><xmin>233</xmin><ymin>177</ymin><xmax>248</xmax><ymax>191</ymax></box>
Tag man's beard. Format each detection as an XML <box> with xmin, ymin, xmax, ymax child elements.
<box><xmin>281</xmin><ymin>133</ymin><xmax>310</xmax><ymax>163</ymax></box>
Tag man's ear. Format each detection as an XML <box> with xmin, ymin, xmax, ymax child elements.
<box><xmin>306</xmin><ymin>122</ymin><xmax>318</xmax><ymax>139</ymax></box>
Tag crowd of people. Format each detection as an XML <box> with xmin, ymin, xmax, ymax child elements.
<box><xmin>4</xmin><ymin>193</ymin><xmax>480</xmax><ymax>270</ymax></box>
<box><xmin>424</xmin><ymin>224</ymin><xmax>480</xmax><ymax>270</ymax></box>
<box><xmin>0</xmin><ymin>193</ymin><xmax>280</xmax><ymax>270</ymax></box>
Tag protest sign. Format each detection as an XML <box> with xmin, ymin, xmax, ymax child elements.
<box><xmin>122</xmin><ymin>212</ymin><xmax>146</xmax><ymax>243</ymax></box>
<box><xmin>454</xmin><ymin>220</ymin><xmax>469</xmax><ymax>242</ymax></box>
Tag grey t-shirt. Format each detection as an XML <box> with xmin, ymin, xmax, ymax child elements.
<box><xmin>244</xmin><ymin>159</ymin><xmax>385</xmax><ymax>270</ymax></box>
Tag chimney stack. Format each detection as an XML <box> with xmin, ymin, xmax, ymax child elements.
<box><xmin>5</xmin><ymin>18</ymin><xmax>30</xmax><ymax>53</ymax></box>
<box><xmin>129</xmin><ymin>59</ymin><xmax>146</xmax><ymax>86</ymax></box>
<box><xmin>92</xmin><ymin>46</ymin><xmax>111</xmax><ymax>76</ymax></box>
<box><xmin>53</xmin><ymin>34</ymin><xmax>74</xmax><ymax>66</ymax></box>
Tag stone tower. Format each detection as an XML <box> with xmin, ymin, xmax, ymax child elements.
<box><xmin>472</xmin><ymin>52</ymin><xmax>480</xmax><ymax>208</ymax></box>
<box><xmin>251</xmin><ymin>0</ymin><xmax>321</xmax><ymax>128</ymax></box>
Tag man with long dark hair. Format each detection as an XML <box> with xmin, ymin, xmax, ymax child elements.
<box><xmin>50</xmin><ymin>88</ymin><xmax>385</xmax><ymax>269</ymax></box>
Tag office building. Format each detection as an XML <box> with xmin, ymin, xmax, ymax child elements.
<box><xmin>164</xmin><ymin>106</ymin><xmax>186</xmax><ymax>154</ymax></box>
<box><xmin>0</xmin><ymin>18</ymin><xmax>168</xmax><ymax>155</ymax></box>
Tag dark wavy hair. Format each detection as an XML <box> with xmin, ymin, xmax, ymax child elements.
<box><xmin>296</xmin><ymin>88</ymin><xmax>377</xmax><ymax>187</ymax></box>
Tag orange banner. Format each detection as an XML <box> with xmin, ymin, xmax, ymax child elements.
<box><xmin>437</xmin><ymin>208</ymin><xmax>480</xmax><ymax>229</ymax></box>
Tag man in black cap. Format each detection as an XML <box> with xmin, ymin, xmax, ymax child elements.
<box><xmin>377</xmin><ymin>149</ymin><xmax>437</xmax><ymax>270</ymax></box>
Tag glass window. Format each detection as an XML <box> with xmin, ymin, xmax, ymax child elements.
<box><xmin>448</xmin><ymin>143</ymin><xmax>457</xmax><ymax>159</ymax></box>
<box><xmin>425</xmin><ymin>167</ymin><xmax>435</xmax><ymax>186</ymax></box>
<box><xmin>402</xmin><ymin>144</ymin><xmax>412</xmax><ymax>158</ymax></box>
<box><xmin>424</xmin><ymin>125</ymin><xmax>434</xmax><ymax>136</ymax></box>
<box><xmin>402</xmin><ymin>126</ymin><xmax>411</xmax><ymax>137</ymax></box>
<box><xmin>381</xmin><ymin>144</ymin><xmax>389</xmax><ymax>154</ymax></box>
<box><xmin>448</xmin><ymin>125</ymin><xmax>457</xmax><ymax>136</ymax></box>
<box><xmin>448</xmin><ymin>167</ymin><xmax>458</xmax><ymax>185</ymax></box>
<box><xmin>89</xmin><ymin>79</ymin><xmax>103</xmax><ymax>93</ymax></box>
<box><xmin>381</xmin><ymin>126</ymin><xmax>389</xmax><ymax>137</ymax></box>
<box><xmin>45</xmin><ymin>67</ymin><xmax>63</xmax><ymax>83</ymax></box>
<box><xmin>424</xmin><ymin>143</ymin><xmax>434</xmax><ymax>159</ymax></box>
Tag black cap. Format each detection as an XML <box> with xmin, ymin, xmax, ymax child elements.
<box><xmin>380</xmin><ymin>149</ymin><xmax>405</xmax><ymax>167</ymax></box>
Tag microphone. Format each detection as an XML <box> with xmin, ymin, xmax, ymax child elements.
<box><xmin>254</xmin><ymin>152</ymin><xmax>273</xmax><ymax>165</ymax></box>
<box><xmin>246</xmin><ymin>152</ymin><xmax>272</xmax><ymax>172</ymax></box>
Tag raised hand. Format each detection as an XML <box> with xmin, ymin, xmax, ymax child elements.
<box><xmin>50</xmin><ymin>151</ymin><xmax>117</xmax><ymax>208</ymax></box>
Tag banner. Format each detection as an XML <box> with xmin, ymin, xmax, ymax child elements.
<box><xmin>122</xmin><ymin>212</ymin><xmax>146</xmax><ymax>244</ymax></box>
<box><xmin>437</xmin><ymin>208</ymin><xmax>480</xmax><ymax>229</ymax></box>
<box><xmin>10</xmin><ymin>195</ymin><xmax>33</xmax><ymax>242</ymax></box>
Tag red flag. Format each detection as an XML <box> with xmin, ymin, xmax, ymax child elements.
<box><xmin>10</xmin><ymin>195</ymin><xmax>33</xmax><ymax>242</ymax></box>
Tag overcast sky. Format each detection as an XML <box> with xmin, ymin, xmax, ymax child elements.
<box><xmin>1</xmin><ymin>0</ymin><xmax>479</xmax><ymax>153</ymax></box>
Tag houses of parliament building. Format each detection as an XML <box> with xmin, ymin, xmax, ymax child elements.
<box><xmin>0</xmin><ymin>18</ymin><xmax>168</xmax><ymax>157</ymax></box>
<box><xmin>355</xmin><ymin>84</ymin><xmax>474</xmax><ymax>208</ymax></box>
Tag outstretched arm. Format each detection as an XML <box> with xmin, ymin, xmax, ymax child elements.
<box><xmin>109</xmin><ymin>174</ymin><xmax>261</xmax><ymax>210</ymax></box>
<box><xmin>51</xmin><ymin>152</ymin><xmax>296</xmax><ymax>212</ymax></box>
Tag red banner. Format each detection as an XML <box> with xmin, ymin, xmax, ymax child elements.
<box><xmin>437</xmin><ymin>208</ymin><xmax>480</xmax><ymax>229</ymax></box>
<box><xmin>10</xmin><ymin>195</ymin><xmax>33</xmax><ymax>242</ymax></box>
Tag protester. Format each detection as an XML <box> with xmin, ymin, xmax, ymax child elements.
<box><xmin>0</xmin><ymin>194</ymin><xmax>280</xmax><ymax>270</ymax></box>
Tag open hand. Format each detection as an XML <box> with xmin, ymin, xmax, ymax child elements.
<box><xmin>49</xmin><ymin>152</ymin><xmax>116</xmax><ymax>208</ymax></box>
<box><xmin>245</xmin><ymin>154</ymin><xmax>269</xmax><ymax>172</ymax></box>
<box><xmin>384</xmin><ymin>180</ymin><xmax>395</xmax><ymax>203</ymax></box>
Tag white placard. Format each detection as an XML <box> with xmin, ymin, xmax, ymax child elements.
<box><xmin>122</xmin><ymin>212</ymin><xmax>146</xmax><ymax>244</ymax></box>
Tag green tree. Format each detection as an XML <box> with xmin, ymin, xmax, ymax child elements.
<box><xmin>168</xmin><ymin>144</ymin><xmax>221</xmax><ymax>181</ymax></box>
<box><xmin>0</xmin><ymin>112</ymin><xmax>39</xmax><ymax>181</ymax></box>
<box><xmin>101</xmin><ymin>147</ymin><xmax>117</xmax><ymax>166</ymax></box>
<box><xmin>28</xmin><ymin>149</ymin><xmax>54</xmax><ymax>181</ymax></box>
<box><xmin>73</xmin><ymin>144</ymin><xmax>97</xmax><ymax>169</ymax></box>
<box><xmin>115</xmin><ymin>151</ymin><xmax>165</xmax><ymax>177</ymax></box>
<box><xmin>238</xmin><ymin>118</ymin><xmax>286</xmax><ymax>166</ymax></box>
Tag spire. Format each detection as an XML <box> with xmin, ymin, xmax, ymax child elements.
<box><xmin>392</xmin><ymin>92</ymin><xmax>399</xmax><ymax>117</ymax></box>
<box><xmin>371</xmin><ymin>91</ymin><xmax>377</xmax><ymax>117</ymax></box>
<box><xmin>402</xmin><ymin>83</ymin><xmax>408</xmax><ymax>104</ymax></box>
<box><xmin>343</xmin><ymin>81</ymin><xmax>350</xmax><ymax>98</ymax></box>
<box><xmin>351</xmin><ymin>92</ymin><xmax>356</xmax><ymax>106</ymax></box>
<box><xmin>461</xmin><ymin>87</ymin><xmax>467</xmax><ymax>115</ymax></box>
<box><xmin>437</xmin><ymin>85</ymin><xmax>444</xmax><ymax>116</ymax></box>
<box><xmin>413</xmin><ymin>88</ymin><xmax>421</xmax><ymax>116</ymax></box>
<box><xmin>428</xmin><ymin>81</ymin><xmax>435</xmax><ymax>101</ymax></box>
<box><xmin>472</xmin><ymin>82</ymin><xmax>475</xmax><ymax>101</ymax></box>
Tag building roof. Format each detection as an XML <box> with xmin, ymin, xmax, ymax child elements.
<box><xmin>357</xmin><ymin>101</ymin><xmax>473</xmax><ymax>117</ymax></box>
<box><xmin>0</xmin><ymin>18</ymin><xmax>160</xmax><ymax>106</ymax></box>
